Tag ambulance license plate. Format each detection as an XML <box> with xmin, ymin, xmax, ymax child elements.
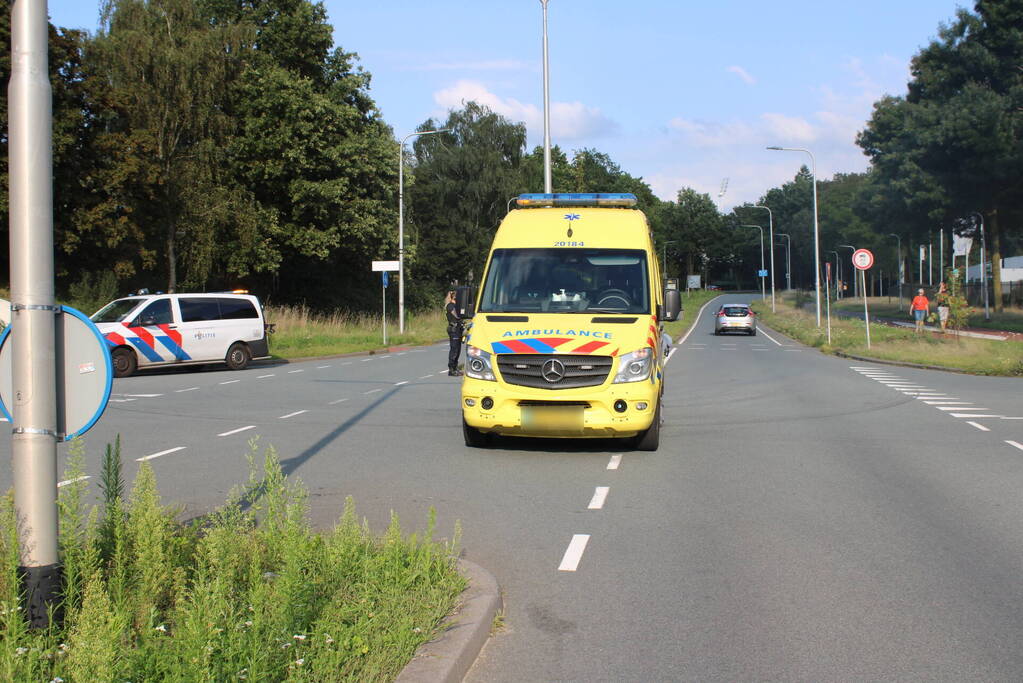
<box><xmin>521</xmin><ymin>406</ymin><xmax>584</xmax><ymax>432</ymax></box>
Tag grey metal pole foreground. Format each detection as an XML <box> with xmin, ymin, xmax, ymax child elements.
<box><xmin>753</xmin><ymin>205</ymin><xmax>775</xmax><ymax>312</ymax></box>
<box><xmin>839</xmin><ymin>245</ymin><xmax>856</xmax><ymax>298</ymax></box>
<box><xmin>9</xmin><ymin>0</ymin><xmax>60</xmax><ymax>627</ymax></box>
<box><xmin>768</xmin><ymin>146</ymin><xmax>821</xmax><ymax>327</ymax></box>
<box><xmin>777</xmin><ymin>233</ymin><xmax>791</xmax><ymax>291</ymax></box>
<box><xmin>828</xmin><ymin>250</ymin><xmax>840</xmax><ymax>300</ymax></box>
<box><xmin>398</xmin><ymin>128</ymin><xmax>447</xmax><ymax>335</ymax></box>
<box><xmin>540</xmin><ymin>0</ymin><xmax>552</xmax><ymax>193</ymax></box>
<box><xmin>971</xmin><ymin>212</ymin><xmax>989</xmax><ymax>320</ymax></box>
<box><xmin>739</xmin><ymin>225</ymin><xmax>765</xmax><ymax>301</ymax></box>
<box><xmin>888</xmin><ymin>233</ymin><xmax>902</xmax><ymax>311</ymax></box>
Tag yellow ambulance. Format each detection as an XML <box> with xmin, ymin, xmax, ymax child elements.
<box><xmin>458</xmin><ymin>193</ymin><xmax>681</xmax><ymax>451</ymax></box>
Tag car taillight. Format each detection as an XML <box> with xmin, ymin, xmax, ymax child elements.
<box><xmin>718</xmin><ymin>311</ymin><xmax>726</xmax><ymax>316</ymax></box>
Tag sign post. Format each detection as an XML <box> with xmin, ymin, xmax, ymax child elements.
<box><xmin>852</xmin><ymin>249</ymin><xmax>875</xmax><ymax>349</ymax></box>
<box><xmin>824</xmin><ymin>261</ymin><xmax>832</xmax><ymax>345</ymax></box>
<box><xmin>372</xmin><ymin>260</ymin><xmax>400</xmax><ymax>346</ymax></box>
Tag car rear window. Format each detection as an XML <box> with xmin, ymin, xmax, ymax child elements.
<box><xmin>179</xmin><ymin>297</ymin><xmax>258</xmax><ymax>322</ymax></box>
<box><xmin>217</xmin><ymin>298</ymin><xmax>258</xmax><ymax>320</ymax></box>
<box><xmin>723</xmin><ymin>307</ymin><xmax>750</xmax><ymax>317</ymax></box>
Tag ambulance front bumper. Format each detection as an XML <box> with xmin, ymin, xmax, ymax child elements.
<box><xmin>460</xmin><ymin>377</ymin><xmax>658</xmax><ymax>438</ymax></box>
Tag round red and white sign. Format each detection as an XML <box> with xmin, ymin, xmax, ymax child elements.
<box><xmin>852</xmin><ymin>248</ymin><xmax>874</xmax><ymax>270</ymax></box>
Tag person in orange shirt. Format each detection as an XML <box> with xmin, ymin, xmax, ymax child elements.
<box><xmin>910</xmin><ymin>288</ymin><xmax>930</xmax><ymax>333</ymax></box>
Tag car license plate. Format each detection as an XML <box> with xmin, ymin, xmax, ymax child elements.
<box><xmin>521</xmin><ymin>406</ymin><xmax>583</xmax><ymax>432</ymax></box>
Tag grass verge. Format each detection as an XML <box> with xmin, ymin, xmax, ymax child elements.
<box><xmin>752</xmin><ymin>295</ymin><xmax>1023</xmax><ymax>376</ymax></box>
<box><xmin>831</xmin><ymin>297</ymin><xmax>1023</xmax><ymax>334</ymax></box>
<box><xmin>664</xmin><ymin>290</ymin><xmax>723</xmax><ymax>340</ymax></box>
<box><xmin>0</xmin><ymin>438</ymin><xmax>465</xmax><ymax>682</ymax></box>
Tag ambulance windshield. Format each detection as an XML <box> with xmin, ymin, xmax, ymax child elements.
<box><xmin>91</xmin><ymin>298</ymin><xmax>144</xmax><ymax>323</ymax></box>
<box><xmin>479</xmin><ymin>248</ymin><xmax>649</xmax><ymax>314</ymax></box>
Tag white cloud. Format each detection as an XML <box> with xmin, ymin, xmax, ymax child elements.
<box><xmin>727</xmin><ymin>65</ymin><xmax>756</xmax><ymax>85</ymax></box>
<box><xmin>667</xmin><ymin>118</ymin><xmax>757</xmax><ymax>147</ymax></box>
<box><xmin>761</xmin><ymin>113</ymin><xmax>817</xmax><ymax>143</ymax></box>
<box><xmin>433</xmin><ymin>79</ymin><xmax>618</xmax><ymax>141</ymax></box>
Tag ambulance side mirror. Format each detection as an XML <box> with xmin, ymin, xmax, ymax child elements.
<box><xmin>455</xmin><ymin>286</ymin><xmax>476</xmax><ymax>319</ymax></box>
<box><xmin>660</xmin><ymin>289</ymin><xmax>682</xmax><ymax>322</ymax></box>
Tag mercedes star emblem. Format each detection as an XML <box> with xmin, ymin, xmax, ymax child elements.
<box><xmin>542</xmin><ymin>358</ymin><xmax>566</xmax><ymax>383</ymax></box>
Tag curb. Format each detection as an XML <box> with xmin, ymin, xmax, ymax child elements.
<box><xmin>395</xmin><ymin>559</ymin><xmax>502</xmax><ymax>683</ymax></box>
<box><xmin>831</xmin><ymin>351</ymin><xmax>982</xmax><ymax>375</ymax></box>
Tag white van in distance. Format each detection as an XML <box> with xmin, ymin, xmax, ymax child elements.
<box><xmin>91</xmin><ymin>291</ymin><xmax>271</xmax><ymax>377</ymax></box>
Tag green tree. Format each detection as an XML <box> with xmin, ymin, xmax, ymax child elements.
<box><xmin>408</xmin><ymin>102</ymin><xmax>526</xmax><ymax>300</ymax></box>
<box><xmin>658</xmin><ymin>188</ymin><xmax>722</xmax><ymax>284</ymax></box>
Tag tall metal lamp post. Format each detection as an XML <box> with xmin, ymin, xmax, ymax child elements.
<box><xmin>739</xmin><ymin>224</ymin><xmax>766</xmax><ymax>301</ymax></box>
<box><xmin>888</xmin><ymin>233</ymin><xmax>902</xmax><ymax>311</ymax></box>
<box><xmin>970</xmin><ymin>212</ymin><xmax>990</xmax><ymax>320</ymax></box>
<box><xmin>776</xmin><ymin>233</ymin><xmax>791</xmax><ymax>292</ymax></box>
<box><xmin>752</xmin><ymin>205</ymin><xmax>775</xmax><ymax>311</ymax></box>
<box><xmin>540</xmin><ymin>0</ymin><xmax>552</xmax><ymax>192</ymax></box>
<box><xmin>398</xmin><ymin>128</ymin><xmax>447</xmax><ymax>334</ymax></box>
<box><xmin>768</xmin><ymin>146</ymin><xmax>821</xmax><ymax>326</ymax></box>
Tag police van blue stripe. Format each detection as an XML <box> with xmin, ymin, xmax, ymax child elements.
<box><xmin>128</xmin><ymin>337</ymin><xmax>163</xmax><ymax>362</ymax></box>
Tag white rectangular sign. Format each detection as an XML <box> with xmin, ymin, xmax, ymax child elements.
<box><xmin>371</xmin><ymin>260</ymin><xmax>399</xmax><ymax>272</ymax></box>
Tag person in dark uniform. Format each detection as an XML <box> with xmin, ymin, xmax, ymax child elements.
<box><xmin>445</xmin><ymin>290</ymin><xmax>463</xmax><ymax>376</ymax></box>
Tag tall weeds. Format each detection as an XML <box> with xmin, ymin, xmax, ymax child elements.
<box><xmin>0</xmin><ymin>439</ymin><xmax>465</xmax><ymax>682</ymax></box>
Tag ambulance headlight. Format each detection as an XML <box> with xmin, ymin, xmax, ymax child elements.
<box><xmin>613</xmin><ymin>348</ymin><xmax>653</xmax><ymax>383</ymax></box>
<box><xmin>466</xmin><ymin>345</ymin><xmax>495</xmax><ymax>381</ymax></box>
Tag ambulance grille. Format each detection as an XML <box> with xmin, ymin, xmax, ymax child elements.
<box><xmin>496</xmin><ymin>354</ymin><xmax>613</xmax><ymax>390</ymax></box>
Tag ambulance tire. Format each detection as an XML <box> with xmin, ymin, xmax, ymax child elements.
<box><xmin>225</xmin><ymin>342</ymin><xmax>251</xmax><ymax>371</ymax></box>
<box><xmin>634</xmin><ymin>402</ymin><xmax>660</xmax><ymax>451</ymax></box>
<box><xmin>462</xmin><ymin>417</ymin><xmax>490</xmax><ymax>448</ymax></box>
<box><xmin>112</xmin><ymin>347</ymin><xmax>137</xmax><ymax>378</ymax></box>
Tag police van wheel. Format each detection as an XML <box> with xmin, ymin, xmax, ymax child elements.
<box><xmin>226</xmin><ymin>342</ymin><xmax>251</xmax><ymax>371</ymax></box>
<box><xmin>634</xmin><ymin>402</ymin><xmax>660</xmax><ymax>452</ymax></box>
<box><xmin>463</xmin><ymin>417</ymin><xmax>489</xmax><ymax>448</ymax></box>
<box><xmin>112</xmin><ymin>348</ymin><xmax>137</xmax><ymax>378</ymax></box>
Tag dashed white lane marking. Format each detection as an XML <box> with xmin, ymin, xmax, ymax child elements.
<box><xmin>1007</xmin><ymin>441</ymin><xmax>1023</xmax><ymax>452</ymax></box>
<box><xmin>288</xmin><ymin>369</ymin><xmax>304</xmax><ymax>374</ymax></box>
<box><xmin>395</xmin><ymin>381</ymin><xmax>409</xmax><ymax>386</ymax></box>
<box><xmin>924</xmin><ymin>400</ymin><xmax>970</xmax><ymax>404</ymax></box>
<box><xmin>380</xmin><ymin>355</ymin><xmax>392</xmax><ymax>359</ymax></box>
<box><xmin>967</xmin><ymin>422</ymin><xmax>990</xmax><ymax>432</ymax></box>
<box><xmin>607</xmin><ymin>454</ymin><xmax>622</xmax><ymax>470</ymax></box>
<box><xmin>951</xmin><ymin>414</ymin><xmax>1001</xmax><ymax>418</ymax></box>
<box><xmin>328</xmin><ymin>398</ymin><xmax>349</xmax><ymax>405</ymax></box>
<box><xmin>137</xmin><ymin>446</ymin><xmax>186</xmax><ymax>462</ymax></box>
<box><xmin>558</xmin><ymin>534</ymin><xmax>590</xmax><ymax>572</ymax></box>
<box><xmin>784</xmin><ymin>349</ymin><xmax>802</xmax><ymax>352</ymax></box>
<box><xmin>124</xmin><ymin>393</ymin><xmax>163</xmax><ymax>398</ymax></box>
<box><xmin>109</xmin><ymin>398</ymin><xmax>137</xmax><ymax>403</ymax></box>
<box><xmin>58</xmin><ymin>475</ymin><xmax>90</xmax><ymax>488</ymax></box>
<box><xmin>936</xmin><ymin>406</ymin><xmax>987</xmax><ymax>412</ymax></box>
<box><xmin>363</xmin><ymin>388</ymin><xmax>382</xmax><ymax>395</ymax></box>
<box><xmin>316</xmin><ymin>365</ymin><xmax>331</xmax><ymax>369</ymax></box>
<box><xmin>219</xmin><ymin>425</ymin><xmax>256</xmax><ymax>437</ymax></box>
<box><xmin>278</xmin><ymin>410</ymin><xmax>308</xmax><ymax>419</ymax></box>
<box><xmin>419</xmin><ymin>375</ymin><xmax>434</xmax><ymax>379</ymax></box>
<box><xmin>360</xmin><ymin>358</ymin><xmax>373</xmax><ymax>362</ymax></box>
<box><xmin>257</xmin><ymin>374</ymin><xmax>275</xmax><ymax>379</ymax></box>
<box><xmin>219</xmin><ymin>380</ymin><xmax>241</xmax><ymax>385</ymax></box>
<box><xmin>175</xmin><ymin>387</ymin><xmax>199</xmax><ymax>393</ymax></box>
<box><xmin>588</xmin><ymin>487</ymin><xmax>610</xmax><ymax>510</ymax></box>
<box><xmin>397</xmin><ymin>352</ymin><xmax>407</xmax><ymax>356</ymax></box>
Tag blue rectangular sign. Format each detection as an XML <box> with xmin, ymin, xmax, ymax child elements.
<box><xmin>757</xmin><ymin>269</ymin><xmax>768</xmax><ymax>277</ymax></box>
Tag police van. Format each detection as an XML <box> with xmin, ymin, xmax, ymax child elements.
<box><xmin>457</xmin><ymin>193</ymin><xmax>681</xmax><ymax>451</ymax></box>
<box><xmin>90</xmin><ymin>291</ymin><xmax>271</xmax><ymax>377</ymax></box>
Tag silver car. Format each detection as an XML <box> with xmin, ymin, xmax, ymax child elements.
<box><xmin>714</xmin><ymin>304</ymin><xmax>757</xmax><ymax>336</ymax></box>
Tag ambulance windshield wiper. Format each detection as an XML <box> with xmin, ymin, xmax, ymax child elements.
<box><xmin>585</xmin><ymin>307</ymin><xmax>631</xmax><ymax>313</ymax></box>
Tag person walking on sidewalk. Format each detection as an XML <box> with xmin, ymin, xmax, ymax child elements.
<box><xmin>910</xmin><ymin>288</ymin><xmax>930</xmax><ymax>333</ymax></box>
<box><xmin>936</xmin><ymin>281</ymin><xmax>950</xmax><ymax>331</ymax></box>
<box><xmin>445</xmin><ymin>290</ymin><xmax>463</xmax><ymax>376</ymax></box>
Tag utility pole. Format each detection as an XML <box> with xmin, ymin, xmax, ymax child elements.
<box><xmin>9</xmin><ymin>0</ymin><xmax>60</xmax><ymax>627</ymax></box>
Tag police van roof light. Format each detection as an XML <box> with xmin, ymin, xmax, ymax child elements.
<box><xmin>516</xmin><ymin>193</ymin><xmax>637</xmax><ymax>208</ymax></box>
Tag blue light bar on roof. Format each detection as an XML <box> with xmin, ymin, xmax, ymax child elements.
<box><xmin>516</xmin><ymin>192</ymin><xmax>638</xmax><ymax>208</ymax></box>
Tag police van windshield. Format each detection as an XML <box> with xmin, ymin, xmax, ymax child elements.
<box><xmin>91</xmin><ymin>298</ymin><xmax>144</xmax><ymax>323</ymax></box>
<box><xmin>479</xmin><ymin>248</ymin><xmax>650</xmax><ymax>314</ymax></box>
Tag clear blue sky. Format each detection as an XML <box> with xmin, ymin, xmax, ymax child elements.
<box><xmin>49</xmin><ymin>0</ymin><xmax>967</xmax><ymax>208</ymax></box>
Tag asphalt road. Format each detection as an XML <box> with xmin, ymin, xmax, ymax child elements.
<box><xmin>2</xmin><ymin>294</ymin><xmax>1023</xmax><ymax>681</ymax></box>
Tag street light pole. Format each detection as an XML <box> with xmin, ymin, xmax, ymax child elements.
<box><xmin>839</xmin><ymin>245</ymin><xmax>856</xmax><ymax>298</ymax></box>
<box><xmin>739</xmin><ymin>224</ymin><xmax>765</xmax><ymax>301</ymax></box>
<box><xmin>777</xmin><ymin>233</ymin><xmax>791</xmax><ymax>291</ymax></box>
<box><xmin>398</xmin><ymin>128</ymin><xmax>447</xmax><ymax>335</ymax></box>
<box><xmin>768</xmin><ymin>146</ymin><xmax>821</xmax><ymax>327</ymax></box>
<box><xmin>971</xmin><ymin>212</ymin><xmax>990</xmax><ymax>320</ymax></box>
<box><xmin>540</xmin><ymin>0</ymin><xmax>552</xmax><ymax>193</ymax></box>
<box><xmin>753</xmin><ymin>205</ymin><xmax>775</xmax><ymax>312</ymax></box>
<box><xmin>888</xmin><ymin>233</ymin><xmax>902</xmax><ymax>311</ymax></box>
